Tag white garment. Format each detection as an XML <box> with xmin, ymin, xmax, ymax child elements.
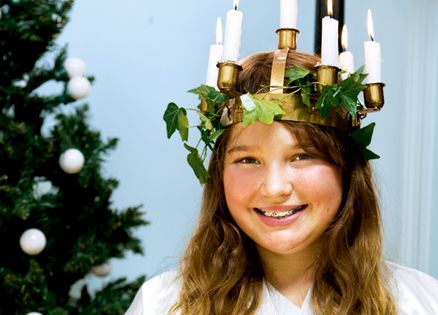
<box><xmin>125</xmin><ymin>262</ymin><xmax>438</xmax><ymax>315</ymax></box>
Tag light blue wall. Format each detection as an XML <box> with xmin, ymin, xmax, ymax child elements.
<box><xmin>432</xmin><ymin>141</ymin><xmax>438</xmax><ymax>277</ymax></box>
<box><xmin>56</xmin><ymin>0</ymin><xmax>435</xmax><ymax>285</ymax></box>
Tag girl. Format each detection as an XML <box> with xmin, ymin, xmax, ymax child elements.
<box><xmin>126</xmin><ymin>51</ymin><xmax>438</xmax><ymax>315</ymax></box>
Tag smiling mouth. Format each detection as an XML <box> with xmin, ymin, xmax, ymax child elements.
<box><xmin>255</xmin><ymin>205</ymin><xmax>307</xmax><ymax>219</ymax></box>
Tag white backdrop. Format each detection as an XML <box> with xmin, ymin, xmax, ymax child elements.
<box><xmin>54</xmin><ymin>0</ymin><xmax>438</xmax><ymax>289</ymax></box>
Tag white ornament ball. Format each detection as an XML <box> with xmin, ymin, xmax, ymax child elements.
<box><xmin>64</xmin><ymin>57</ymin><xmax>86</xmax><ymax>78</ymax></box>
<box><xmin>91</xmin><ymin>262</ymin><xmax>111</xmax><ymax>277</ymax></box>
<box><xmin>27</xmin><ymin>313</ymin><xmax>43</xmax><ymax>315</ymax></box>
<box><xmin>20</xmin><ymin>228</ymin><xmax>47</xmax><ymax>256</ymax></box>
<box><xmin>59</xmin><ymin>148</ymin><xmax>85</xmax><ymax>174</ymax></box>
<box><xmin>67</xmin><ymin>77</ymin><xmax>91</xmax><ymax>100</ymax></box>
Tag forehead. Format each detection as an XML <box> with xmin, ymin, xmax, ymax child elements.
<box><xmin>227</xmin><ymin>121</ymin><xmax>298</xmax><ymax>149</ymax></box>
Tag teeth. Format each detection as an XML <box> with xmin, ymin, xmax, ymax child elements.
<box><xmin>257</xmin><ymin>206</ymin><xmax>305</xmax><ymax>219</ymax></box>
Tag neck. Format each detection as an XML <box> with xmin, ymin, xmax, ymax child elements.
<box><xmin>257</xmin><ymin>246</ymin><xmax>317</xmax><ymax>306</ymax></box>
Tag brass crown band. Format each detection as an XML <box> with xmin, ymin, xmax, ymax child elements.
<box><xmin>270</xmin><ymin>49</ymin><xmax>289</xmax><ymax>94</ymax></box>
<box><xmin>231</xmin><ymin>93</ymin><xmax>352</xmax><ymax>131</ymax></box>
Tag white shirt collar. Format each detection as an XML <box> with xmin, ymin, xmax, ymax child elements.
<box><xmin>256</xmin><ymin>281</ymin><xmax>313</xmax><ymax>315</ymax></box>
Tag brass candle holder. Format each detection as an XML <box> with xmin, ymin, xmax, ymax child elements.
<box><xmin>364</xmin><ymin>83</ymin><xmax>385</xmax><ymax>109</ymax></box>
<box><xmin>217</xmin><ymin>61</ymin><xmax>243</xmax><ymax>93</ymax></box>
<box><xmin>315</xmin><ymin>65</ymin><xmax>339</xmax><ymax>92</ymax></box>
<box><xmin>276</xmin><ymin>28</ymin><xmax>300</xmax><ymax>50</ymax></box>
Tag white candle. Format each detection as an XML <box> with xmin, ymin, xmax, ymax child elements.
<box><xmin>339</xmin><ymin>25</ymin><xmax>355</xmax><ymax>79</ymax></box>
<box><xmin>321</xmin><ymin>0</ymin><xmax>339</xmax><ymax>66</ymax></box>
<box><xmin>364</xmin><ymin>9</ymin><xmax>382</xmax><ymax>83</ymax></box>
<box><xmin>205</xmin><ymin>17</ymin><xmax>224</xmax><ymax>88</ymax></box>
<box><xmin>280</xmin><ymin>0</ymin><xmax>298</xmax><ymax>29</ymax></box>
<box><xmin>222</xmin><ymin>0</ymin><xmax>243</xmax><ymax>62</ymax></box>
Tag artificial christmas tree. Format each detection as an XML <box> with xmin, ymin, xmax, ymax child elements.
<box><xmin>0</xmin><ymin>1</ymin><xmax>147</xmax><ymax>314</ymax></box>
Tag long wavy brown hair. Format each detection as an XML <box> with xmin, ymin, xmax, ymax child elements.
<box><xmin>170</xmin><ymin>51</ymin><xmax>397</xmax><ymax>314</ymax></box>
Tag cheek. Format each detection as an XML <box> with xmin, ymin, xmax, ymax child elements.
<box><xmin>223</xmin><ymin>167</ymin><xmax>259</xmax><ymax>208</ymax></box>
<box><xmin>301</xmin><ymin>166</ymin><xmax>343</xmax><ymax>208</ymax></box>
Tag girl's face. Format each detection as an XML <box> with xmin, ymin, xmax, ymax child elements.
<box><xmin>223</xmin><ymin>122</ymin><xmax>343</xmax><ymax>257</ymax></box>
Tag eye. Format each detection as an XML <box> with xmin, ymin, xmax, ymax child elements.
<box><xmin>292</xmin><ymin>153</ymin><xmax>313</xmax><ymax>161</ymax></box>
<box><xmin>235</xmin><ymin>157</ymin><xmax>259</xmax><ymax>164</ymax></box>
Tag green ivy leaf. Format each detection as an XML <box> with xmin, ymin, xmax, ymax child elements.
<box><xmin>351</xmin><ymin>65</ymin><xmax>367</xmax><ymax>82</ymax></box>
<box><xmin>199</xmin><ymin>113</ymin><xmax>214</xmax><ymax>131</ymax></box>
<box><xmin>189</xmin><ymin>85</ymin><xmax>226</xmax><ymax>105</ymax></box>
<box><xmin>188</xmin><ymin>85</ymin><xmax>216</xmax><ymax>100</ymax></box>
<box><xmin>352</xmin><ymin>122</ymin><xmax>375</xmax><ymax>147</ymax></box>
<box><xmin>207</xmin><ymin>89</ymin><xmax>228</xmax><ymax>106</ymax></box>
<box><xmin>340</xmin><ymin>94</ymin><xmax>358</xmax><ymax>117</ymax></box>
<box><xmin>163</xmin><ymin>103</ymin><xmax>179</xmax><ymax>139</ymax></box>
<box><xmin>360</xmin><ymin>147</ymin><xmax>380</xmax><ymax>160</ymax></box>
<box><xmin>189</xmin><ymin>84</ymin><xmax>229</xmax><ymax>114</ymax></box>
<box><xmin>242</xmin><ymin>94</ymin><xmax>285</xmax><ymax>127</ymax></box>
<box><xmin>338</xmin><ymin>78</ymin><xmax>366</xmax><ymax>100</ymax></box>
<box><xmin>300</xmin><ymin>85</ymin><xmax>312</xmax><ymax>107</ymax></box>
<box><xmin>184</xmin><ymin>144</ymin><xmax>209</xmax><ymax>184</ymax></box>
<box><xmin>337</xmin><ymin>66</ymin><xmax>367</xmax><ymax>104</ymax></box>
<box><xmin>208</xmin><ymin>129</ymin><xmax>225</xmax><ymax>141</ymax></box>
<box><xmin>163</xmin><ymin>102</ymin><xmax>189</xmax><ymax>141</ymax></box>
<box><xmin>315</xmin><ymin>86</ymin><xmax>336</xmax><ymax>118</ymax></box>
<box><xmin>285</xmin><ymin>66</ymin><xmax>310</xmax><ymax>83</ymax></box>
<box><xmin>178</xmin><ymin>109</ymin><xmax>189</xmax><ymax>141</ymax></box>
<box><xmin>351</xmin><ymin>122</ymin><xmax>380</xmax><ymax>160</ymax></box>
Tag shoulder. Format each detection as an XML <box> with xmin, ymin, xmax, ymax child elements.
<box><xmin>125</xmin><ymin>270</ymin><xmax>181</xmax><ymax>315</ymax></box>
<box><xmin>386</xmin><ymin>261</ymin><xmax>438</xmax><ymax>314</ymax></box>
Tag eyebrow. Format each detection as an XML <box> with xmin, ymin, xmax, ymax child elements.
<box><xmin>226</xmin><ymin>145</ymin><xmax>255</xmax><ymax>155</ymax></box>
<box><xmin>226</xmin><ymin>143</ymin><xmax>303</xmax><ymax>154</ymax></box>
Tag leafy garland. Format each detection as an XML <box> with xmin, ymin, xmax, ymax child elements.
<box><xmin>164</xmin><ymin>66</ymin><xmax>379</xmax><ymax>184</ymax></box>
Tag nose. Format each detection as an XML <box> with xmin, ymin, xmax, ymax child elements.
<box><xmin>260</xmin><ymin>163</ymin><xmax>293</xmax><ymax>199</ymax></box>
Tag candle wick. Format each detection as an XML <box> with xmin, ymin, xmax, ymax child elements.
<box><xmin>370</xmin><ymin>34</ymin><xmax>374</xmax><ymax>41</ymax></box>
<box><xmin>234</xmin><ymin>5</ymin><xmax>237</xmax><ymax>10</ymax></box>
